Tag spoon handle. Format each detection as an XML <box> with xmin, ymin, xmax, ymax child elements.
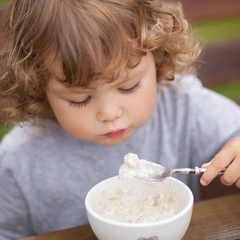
<box><xmin>191</xmin><ymin>167</ymin><xmax>226</xmax><ymax>176</ymax></box>
<box><xmin>172</xmin><ymin>167</ymin><xmax>226</xmax><ymax>176</ymax></box>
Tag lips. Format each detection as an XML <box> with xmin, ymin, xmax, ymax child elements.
<box><xmin>104</xmin><ymin>129</ymin><xmax>125</xmax><ymax>138</ymax></box>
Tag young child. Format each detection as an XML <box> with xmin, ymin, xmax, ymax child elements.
<box><xmin>0</xmin><ymin>0</ymin><xmax>239</xmax><ymax>239</ymax></box>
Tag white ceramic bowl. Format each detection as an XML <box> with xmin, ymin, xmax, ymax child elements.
<box><xmin>85</xmin><ymin>176</ymin><xmax>193</xmax><ymax>240</ymax></box>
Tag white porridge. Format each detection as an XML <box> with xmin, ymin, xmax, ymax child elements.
<box><xmin>98</xmin><ymin>153</ymin><xmax>179</xmax><ymax>223</ymax></box>
<box><xmin>118</xmin><ymin>153</ymin><xmax>163</xmax><ymax>180</ymax></box>
<box><xmin>99</xmin><ymin>185</ymin><xmax>179</xmax><ymax>223</ymax></box>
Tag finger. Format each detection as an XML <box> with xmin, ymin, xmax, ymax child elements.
<box><xmin>235</xmin><ymin>178</ymin><xmax>240</xmax><ymax>188</ymax></box>
<box><xmin>220</xmin><ymin>156</ymin><xmax>240</xmax><ymax>186</ymax></box>
<box><xmin>201</xmin><ymin>161</ymin><xmax>211</xmax><ymax>168</ymax></box>
<box><xmin>200</xmin><ymin>145</ymin><xmax>236</xmax><ymax>186</ymax></box>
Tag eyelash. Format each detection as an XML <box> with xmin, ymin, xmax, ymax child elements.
<box><xmin>118</xmin><ymin>82</ymin><xmax>141</xmax><ymax>94</ymax></box>
<box><xmin>68</xmin><ymin>96</ymin><xmax>91</xmax><ymax>108</ymax></box>
<box><xmin>68</xmin><ymin>82</ymin><xmax>141</xmax><ymax>108</ymax></box>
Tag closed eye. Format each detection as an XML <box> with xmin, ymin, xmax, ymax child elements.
<box><xmin>118</xmin><ymin>82</ymin><xmax>141</xmax><ymax>94</ymax></box>
<box><xmin>68</xmin><ymin>96</ymin><xmax>91</xmax><ymax>108</ymax></box>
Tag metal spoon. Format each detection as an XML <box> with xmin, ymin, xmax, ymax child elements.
<box><xmin>136</xmin><ymin>160</ymin><xmax>226</xmax><ymax>182</ymax></box>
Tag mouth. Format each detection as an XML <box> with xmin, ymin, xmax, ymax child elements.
<box><xmin>104</xmin><ymin>129</ymin><xmax>125</xmax><ymax>139</ymax></box>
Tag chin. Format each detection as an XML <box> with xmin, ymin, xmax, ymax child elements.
<box><xmin>96</xmin><ymin>138</ymin><xmax>127</xmax><ymax>146</ymax></box>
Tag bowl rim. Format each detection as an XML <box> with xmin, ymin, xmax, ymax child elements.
<box><xmin>85</xmin><ymin>176</ymin><xmax>194</xmax><ymax>227</ymax></box>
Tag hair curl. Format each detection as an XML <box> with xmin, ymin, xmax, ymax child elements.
<box><xmin>0</xmin><ymin>0</ymin><xmax>202</xmax><ymax>125</ymax></box>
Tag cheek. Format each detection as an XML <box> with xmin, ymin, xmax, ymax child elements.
<box><xmin>56</xmin><ymin>111</ymin><xmax>95</xmax><ymax>140</ymax></box>
<box><xmin>129</xmin><ymin>82</ymin><xmax>157</xmax><ymax>125</ymax></box>
<box><xmin>47</xmin><ymin>97</ymin><xmax>94</xmax><ymax>138</ymax></box>
<box><xmin>140</xmin><ymin>89</ymin><xmax>157</xmax><ymax>117</ymax></box>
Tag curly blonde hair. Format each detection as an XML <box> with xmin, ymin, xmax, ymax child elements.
<box><xmin>0</xmin><ymin>0</ymin><xmax>201</xmax><ymax>125</ymax></box>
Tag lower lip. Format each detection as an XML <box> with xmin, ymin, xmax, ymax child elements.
<box><xmin>105</xmin><ymin>129</ymin><xmax>125</xmax><ymax>138</ymax></box>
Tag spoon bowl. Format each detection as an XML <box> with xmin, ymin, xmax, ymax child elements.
<box><xmin>118</xmin><ymin>153</ymin><xmax>226</xmax><ymax>182</ymax></box>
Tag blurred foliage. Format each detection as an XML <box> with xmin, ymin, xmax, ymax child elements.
<box><xmin>0</xmin><ymin>125</ymin><xmax>11</xmax><ymax>140</ymax></box>
<box><xmin>0</xmin><ymin>0</ymin><xmax>9</xmax><ymax>4</ymax></box>
<box><xmin>211</xmin><ymin>81</ymin><xmax>240</xmax><ymax>101</ymax></box>
<box><xmin>194</xmin><ymin>16</ymin><xmax>240</xmax><ymax>44</ymax></box>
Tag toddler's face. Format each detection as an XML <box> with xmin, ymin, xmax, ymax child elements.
<box><xmin>46</xmin><ymin>53</ymin><xmax>157</xmax><ymax>145</ymax></box>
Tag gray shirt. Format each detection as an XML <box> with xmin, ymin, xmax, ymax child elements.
<box><xmin>1</xmin><ymin>75</ymin><xmax>240</xmax><ymax>239</ymax></box>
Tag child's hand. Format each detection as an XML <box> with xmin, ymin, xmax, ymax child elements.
<box><xmin>200</xmin><ymin>136</ymin><xmax>240</xmax><ymax>188</ymax></box>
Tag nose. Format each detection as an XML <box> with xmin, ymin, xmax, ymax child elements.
<box><xmin>97</xmin><ymin>100</ymin><xmax>123</xmax><ymax>122</ymax></box>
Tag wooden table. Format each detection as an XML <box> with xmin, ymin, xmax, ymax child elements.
<box><xmin>19</xmin><ymin>193</ymin><xmax>240</xmax><ymax>240</ymax></box>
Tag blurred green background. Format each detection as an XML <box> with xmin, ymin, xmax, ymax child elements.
<box><xmin>0</xmin><ymin>1</ymin><xmax>240</xmax><ymax>140</ymax></box>
<box><xmin>195</xmin><ymin>16</ymin><xmax>240</xmax><ymax>100</ymax></box>
<box><xmin>0</xmin><ymin>0</ymin><xmax>8</xmax><ymax>4</ymax></box>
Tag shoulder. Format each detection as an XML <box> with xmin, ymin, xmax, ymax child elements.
<box><xmin>1</xmin><ymin>126</ymin><xmax>35</xmax><ymax>151</ymax></box>
<box><xmin>154</xmin><ymin>74</ymin><xmax>240</xmax><ymax>135</ymax></box>
<box><xmin>1</xmin><ymin>120</ymin><xmax>60</xmax><ymax>150</ymax></box>
<box><xmin>157</xmin><ymin>74</ymin><xmax>202</xmax><ymax>100</ymax></box>
<box><xmin>155</xmin><ymin>75</ymin><xmax>203</xmax><ymax>120</ymax></box>
<box><xmin>0</xmin><ymin>119</ymin><xmax>67</xmax><ymax>168</ymax></box>
<box><xmin>157</xmin><ymin>74</ymin><xmax>240</xmax><ymax>114</ymax></box>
